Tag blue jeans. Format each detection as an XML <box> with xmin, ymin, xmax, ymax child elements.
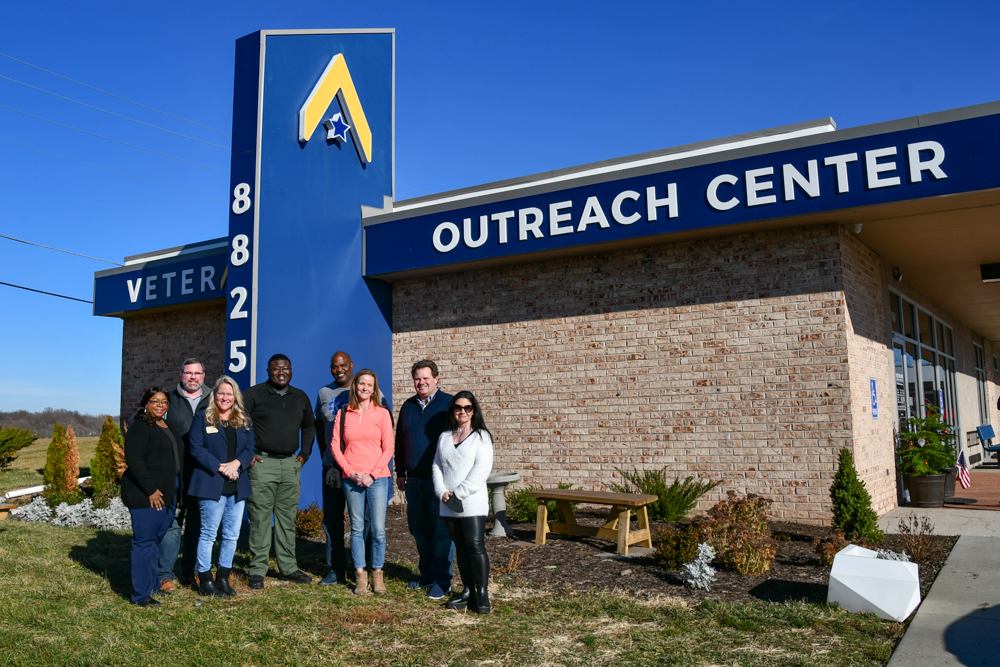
<box><xmin>405</xmin><ymin>477</ymin><xmax>455</xmax><ymax>587</ymax></box>
<box><xmin>197</xmin><ymin>495</ymin><xmax>246</xmax><ymax>572</ymax></box>
<box><xmin>343</xmin><ymin>477</ymin><xmax>388</xmax><ymax>570</ymax></box>
<box><xmin>129</xmin><ymin>504</ymin><xmax>176</xmax><ymax>603</ymax></box>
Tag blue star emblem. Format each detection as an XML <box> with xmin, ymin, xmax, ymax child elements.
<box><xmin>323</xmin><ymin>113</ymin><xmax>351</xmax><ymax>142</ymax></box>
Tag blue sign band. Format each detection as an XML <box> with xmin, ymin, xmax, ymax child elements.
<box><xmin>364</xmin><ymin>110</ymin><xmax>1000</xmax><ymax>277</ymax></box>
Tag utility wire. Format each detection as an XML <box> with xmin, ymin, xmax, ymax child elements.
<box><xmin>0</xmin><ymin>74</ymin><xmax>230</xmax><ymax>149</ymax></box>
<box><xmin>0</xmin><ymin>136</ymin><xmax>226</xmax><ymax>204</ymax></box>
<box><xmin>0</xmin><ymin>104</ymin><xmax>229</xmax><ymax>174</ymax></box>
<box><xmin>0</xmin><ymin>52</ymin><xmax>230</xmax><ymax>136</ymax></box>
<box><xmin>0</xmin><ymin>281</ymin><xmax>92</xmax><ymax>304</ymax></box>
<box><xmin>0</xmin><ymin>233</ymin><xmax>122</xmax><ymax>266</ymax></box>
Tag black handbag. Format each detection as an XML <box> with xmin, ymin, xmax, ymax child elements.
<box><xmin>323</xmin><ymin>406</ymin><xmax>348</xmax><ymax>489</ymax></box>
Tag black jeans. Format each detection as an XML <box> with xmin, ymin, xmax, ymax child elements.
<box><xmin>443</xmin><ymin>515</ymin><xmax>489</xmax><ymax>593</ymax></box>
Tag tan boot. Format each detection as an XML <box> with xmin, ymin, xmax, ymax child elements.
<box><xmin>372</xmin><ymin>570</ymin><xmax>386</xmax><ymax>595</ymax></box>
<box><xmin>353</xmin><ymin>570</ymin><xmax>369</xmax><ymax>596</ymax></box>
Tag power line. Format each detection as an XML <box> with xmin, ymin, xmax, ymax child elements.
<box><xmin>0</xmin><ymin>51</ymin><xmax>230</xmax><ymax>136</ymax></box>
<box><xmin>0</xmin><ymin>73</ymin><xmax>230</xmax><ymax>149</ymax></box>
<box><xmin>0</xmin><ymin>280</ymin><xmax>92</xmax><ymax>304</ymax></box>
<box><xmin>0</xmin><ymin>233</ymin><xmax>122</xmax><ymax>266</ymax></box>
<box><xmin>0</xmin><ymin>136</ymin><xmax>226</xmax><ymax>204</ymax></box>
<box><xmin>0</xmin><ymin>104</ymin><xmax>229</xmax><ymax>174</ymax></box>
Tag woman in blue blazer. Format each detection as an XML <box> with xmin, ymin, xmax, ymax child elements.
<box><xmin>188</xmin><ymin>375</ymin><xmax>255</xmax><ymax>597</ymax></box>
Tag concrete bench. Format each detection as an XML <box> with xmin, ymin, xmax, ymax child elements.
<box><xmin>527</xmin><ymin>488</ymin><xmax>658</xmax><ymax>555</ymax></box>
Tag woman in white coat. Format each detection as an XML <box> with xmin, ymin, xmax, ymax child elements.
<box><xmin>432</xmin><ymin>391</ymin><xmax>494</xmax><ymax>614</ymax></box>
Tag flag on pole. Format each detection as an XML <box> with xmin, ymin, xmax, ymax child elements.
<box><xmin>957</xmin><ymin>451</ymin><xmax>972</xmax><ymax>489</ymax></box>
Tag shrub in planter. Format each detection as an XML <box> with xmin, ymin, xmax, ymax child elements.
<box><xmin>610</xmin><ymin>468</ymin><xmax>723</xmax><ymax>522</ymax></box>
<box><xmin>830</xmin><ymin>447</ymin><xmax>884</xmax><ymax>543</ymax></box>
<box><xmin>898</xmin><ymin>408</ymin><xmax>957</xmax><ymax>476</ymax></box>
<box><xmin>0</xmin><ymin>424</ymin><xmax>38</xmax><ymax>470</ymax></box>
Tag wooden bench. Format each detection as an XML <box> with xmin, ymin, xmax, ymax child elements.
<box><xmin>527</xmin><ymin>488</ymin><xmax>658</xmax><ymax>555</ymax></box>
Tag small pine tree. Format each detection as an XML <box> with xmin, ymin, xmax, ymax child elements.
<box><xmin>64</xmin><ymin>425</ymin><xmax>80</xmax><ymax>493</ymax></box>
<box><xmin>43</xmin><ymin>423</ymin><xmax>82</xmax><ymax>506</ymax></box>
<box><xmin>43</xmin><ymin>423</ymin><xmax>67</xmax><ymax>488</ymax></box>
<box><xmin>90</xmin><ymin>417</ymin><xmax>125</xmax><ymax>503</ymax></box>
<box><xmin>830</xmin><ymin>447</ymin><xmax>884</xmax><ymax>543</ymax></box>
<box><xmin>0</xmin><ymin>424</ymin><xmax>38</xmax><ymax>470</ymax></box>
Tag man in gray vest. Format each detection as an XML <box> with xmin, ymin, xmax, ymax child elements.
<box><xmin>160</xmin><ymin>357</ymin><xmax>212</xmax><ymax>590</ymax></box>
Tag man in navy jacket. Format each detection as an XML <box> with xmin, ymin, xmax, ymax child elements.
<box><xmin>394</xmin><ymin>359</ymin><xmax>454</xmax><ymax>600</ymax></box>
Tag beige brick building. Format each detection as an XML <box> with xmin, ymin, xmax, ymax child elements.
<box><xmin>97</xmin><ymin>103</ymin><xmax>1000</xmax><ymax>523</ymax></box>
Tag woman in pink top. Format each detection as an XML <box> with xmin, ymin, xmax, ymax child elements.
<box><xmin>329</xmin><ymin>369</ymin><xmax>394</xmax><ymax>595</ymax></box>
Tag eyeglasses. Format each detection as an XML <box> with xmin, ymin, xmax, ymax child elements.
<box><xmin>182</xmin><ymin>371</ymin><xmax>204</xmax><ymax>376</ymax></box>
<box><xmin>147</xmin><ymin>399</ymin><xmax>169</xmax><ymax>406</ymax></box>
<box><xmin>453</xmin><ymin>405</ymin><xmax>474</xmax><ymax>414</ymax></box>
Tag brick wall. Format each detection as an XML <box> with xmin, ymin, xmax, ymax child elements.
<box><xmin>392</xmin><ymin>224</ymin><xmax>879</xmax><ymax>523</ymax></box>
<box><xmin>839</xmin><ymin>228</ymin><xmax>897</xmax><ymax>514</ymax></box>
<box><xmin>120</xmin><ymin>302</ymin><xmax>226</xmax><ymax>421</ymax></box>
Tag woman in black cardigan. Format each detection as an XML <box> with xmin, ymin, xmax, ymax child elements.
<box><xmin>121</xmin><ymin>387</ymin><xmax>181</xmax><ymax>606</ymax></box>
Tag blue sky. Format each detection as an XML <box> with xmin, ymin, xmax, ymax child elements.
<box><xmin>1</xmin><ymin>1</ymin><xmax>997</xmax><ymax>415</ymax></box>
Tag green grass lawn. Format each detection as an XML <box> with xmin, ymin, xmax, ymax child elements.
<box><xmin>0</xmin><ymin>517</ymin><xmax>904</xmax><ymax>667</ymax></box>
<box><xmin>1</xmin><ymin>436</ymin><xmax>98</xmax><ymax>495</ymax></box>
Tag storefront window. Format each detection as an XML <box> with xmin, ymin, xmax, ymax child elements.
<box><xmin>890</xmin><ymin>292</ymin><xmax>956</xmax><ymax>427</ymax></box>
<box><xmin>918</xmin><ymin>310</ymin><xmax>933</xmax><ymax>347</ymax></box>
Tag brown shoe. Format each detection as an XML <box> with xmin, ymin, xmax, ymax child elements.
<box><xmin>353</xmin><ymin>570</ymin><xmax>369</xmax><ymax>596</ymax></box>
<box><xmin>158</xmin><ymin>579</ymin><xmax>177</xmax><ymax>593</ymax></box>
<box><xmin>372</xmin><ymin>570</ymin><xmax>386</xmax><ymax>595</ymax></box>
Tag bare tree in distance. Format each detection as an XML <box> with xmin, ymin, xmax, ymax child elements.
<box><xmin>0</xmin><ymin>409</ymin><xmax>118</xmax><ymax>438</ymax></box>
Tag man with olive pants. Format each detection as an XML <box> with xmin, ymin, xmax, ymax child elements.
<box><xmin>243</xmin><ymin>354</ymin><xmax>316</xmax><ymax>589</ymax></box>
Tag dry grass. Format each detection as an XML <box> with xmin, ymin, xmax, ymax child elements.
<box><xmin>0</xmin><ymin>497</ymin><xmax>905</xmax><ymax>666</ymax></box>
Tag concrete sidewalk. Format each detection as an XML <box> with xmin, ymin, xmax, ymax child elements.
<box><xmin>879</xmin><ymin>508</ymin><xmax>1000</xmax><ymax>667</ymax></box>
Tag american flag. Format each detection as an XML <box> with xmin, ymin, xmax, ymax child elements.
<box><xmin>957</xmin><ymin>451</ymin><xmax>972</xmax><ymax>489</ymax></box>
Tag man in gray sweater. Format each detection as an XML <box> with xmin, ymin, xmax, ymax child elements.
<box><xmin>160</xmin><ymin>357</ymin><xmax>211</xmax><ymax>590</ymax></box>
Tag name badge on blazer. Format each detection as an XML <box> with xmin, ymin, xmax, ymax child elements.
<box><xmin>206</xmin><ymin>426</ymin><xmax>219</xmax><ymax>434</ymax></box>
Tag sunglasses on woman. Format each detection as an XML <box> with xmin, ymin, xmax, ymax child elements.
<box><xmin>453</xmin><ymin>404</ymin><xmax>474</xmax><ymax>414</ymax></box>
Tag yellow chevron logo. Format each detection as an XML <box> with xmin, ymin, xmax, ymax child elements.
<box><xmin>298</xmin><ymin>54</ymin><xmax>373</xmax><ymax>164</ymax></box>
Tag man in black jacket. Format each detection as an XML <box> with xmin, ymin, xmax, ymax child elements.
<box><xmin>160</xmin><ymin>358</ymin><xmax>212</xmax><ymax>590</ymax></box>
<box><xmin>243</xmin><ymin>354</ymin><xmax>316</xmax><ymax>589</ymax></box>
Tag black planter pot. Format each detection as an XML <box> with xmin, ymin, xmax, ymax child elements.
<box><xmin>943</xmin><ymin>467</ymin><xmax>958</xmax><ymax>498</ymax></box>
<box><xmin>905</xmin><ymin>474</ymin><xmax>947</xmax><ymax>508</ymax></box>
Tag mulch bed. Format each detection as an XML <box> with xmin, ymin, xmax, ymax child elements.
<box><xmin>308</xmin><ymin>506</ymin><xmax>956</xmax><ymax>605</ymax></box>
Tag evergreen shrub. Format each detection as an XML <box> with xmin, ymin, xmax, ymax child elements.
<box><xmin>830</xmin><ymin>447</ymin><xmax>884</xmax><ymax>543</ymax></box>
<box><xmin>0</xmin><ymin>424</ymin><xmax>38</xmax><ymax>470</ymax></box>
<box><xmin>43</xmin><ymin>424</ymin><xmax>83</xmax><ymax>507</ymax></box>
<box><xmin>609</xmin><ymin>468</ymin><xmax>723</xmax><ymax>522</ymax></box>
<box><xmin>90</xmin><ymin>416</ymin><xmax>125</xmax><ymax>506</ymax></box>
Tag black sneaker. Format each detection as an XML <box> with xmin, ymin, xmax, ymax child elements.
<box><xmin>135</xmin><ymin>597</ymin><xmax>161</xmax><ymax>607</ymax></box>
<box><xmin>278</xmin><ymin>570</ymin><xmax>313</xmax><ymax>584</ymax></box>
<box><xmin>248</xmin><ymin>575</ymin><xmax>264</xmax><ymax>590</ymax></box>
